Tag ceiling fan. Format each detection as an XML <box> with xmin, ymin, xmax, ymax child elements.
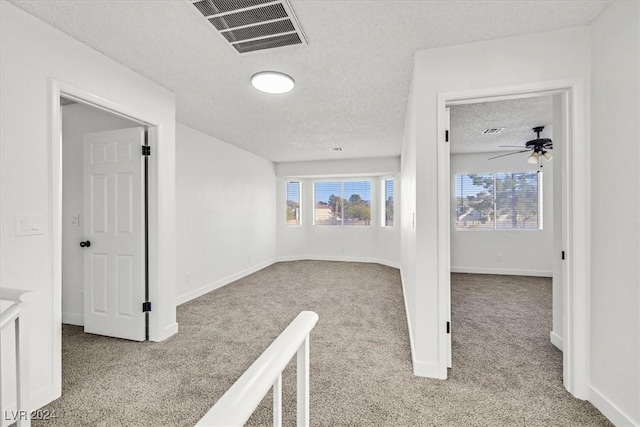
<box><xmin>489</xmin><ymin>126</ymin><xmax>553</xmax><ymax>164</ymax></box>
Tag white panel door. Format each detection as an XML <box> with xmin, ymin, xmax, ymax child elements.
<box><xmin>83</xmin><ymin>127</ymin><xmax>146</xmax><ymax>341</ymax></box>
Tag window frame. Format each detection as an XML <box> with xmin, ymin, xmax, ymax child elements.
<box><xmin>454</xmin><ymin>171</ymin><xmax>543</xmax><ymax>231</ymax></box>
<box><xmin>313</xmin><ymin>179</ymin><xmax>373</xmax><ymax>227</ymax></box>
<box><xmin>381</xmin><ymin>177</ymin><xmax>395</xmax><ymax>228</ymax></box>
<box><xmin>285</xmin><ymin>180</ymin><xmax>302</xmax><ymax>227</ymax></box>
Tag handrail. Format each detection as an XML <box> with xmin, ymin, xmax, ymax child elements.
<box><xmin>1</xmin><ymin>287</ymin><xmax>38</xmax><ymax>427</ymax></box>
<box><xmin>196</xmin><ymin>311</ymin><xmax>319</xmax><ymax>427</ymax></box>
<box><xmin>0</xmin><ymin>289</ymin><xmax>39</xmax><ymax>304</ymax></box>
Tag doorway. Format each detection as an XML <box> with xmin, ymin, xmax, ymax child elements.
<box><xmin>60</xmin><ymin>97</ymin><xmax>149</xmax><ymax>341</ymax></box>
<box><xmin>436</xmin><ymin>79</ymin><xmax>589</xmax><ymax>399</ymax></box>
<box><xmin>447</xmin><ymin>95</ymin><xmax>560</xmax><ymax>371</ymax></box>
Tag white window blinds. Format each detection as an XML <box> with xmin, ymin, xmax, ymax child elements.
<box><xmin>455</xmin><ymin>172</ymin><xmax>541</xmax><ymax>230</ymax></box>
<box><xmin>383</xmin><ymin>178</ymin><xmax>394</xmax><ymax>227</ymax></box>
<box><xmin>314</xmin><ymin>181</ymin><xmax>371</xmax><ymax>226</ymax></box>
<box><xmin>286</xmin><ymin>181</ymin><xmax>301</xmax><ymax>225</ymax></box>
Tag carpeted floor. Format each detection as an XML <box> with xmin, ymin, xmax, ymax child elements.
<box><xmin>33</xmin><ymin>261</ymin><xmax>611</xmax><ymax>426</ymax></box>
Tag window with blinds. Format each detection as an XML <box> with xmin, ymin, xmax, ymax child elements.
<box><xmin>382</xmin><ymin>178</ymin><xmax>394</xmax><ymax>227</ymax></box>
<box><xmin>455</xmin><ymin>172</ymin><xmax>541</xmax><ymax>230</ymax></box>
<box><xmin>286</xmin><ymin>181</ymin><xmax>301</xmax><ymax>226</ymax></box>
<box><xmin>314</xmin><ymin>180</ymin><xmax>371</xmax><ymax>226</ymax></box>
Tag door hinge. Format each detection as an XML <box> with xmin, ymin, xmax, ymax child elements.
<box><xmin>445</xmin><ymin>130</ymin><xmax>449</xmax><ymax>142</ymax></box>
<box><xmin>142</xmin><ymin>146</ymin><xmax>151</xmax><ymax>156</ymax></box>
<box><xmin>561</xmin><ymin>251</ymin><xmax>565</xmax><ymax>260</ymax></box>
<box><xmin>446</xmin><ymin>321</ymin><xmax>451</xmax><ymax>334</ymax></box>
<box><xmin>142</xmin><ymin>301</ymin><xmax>151</xmax><ymax>312</ymax></box>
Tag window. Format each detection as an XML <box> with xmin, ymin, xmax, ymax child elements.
<box><xmin>314</xmin><ymin>180</ymin><xmax>371</xmax><ymax>226</ymax></box>
<box><xmin>382</xmin><ymin>178</ymin><xmax>394</xmax><ymax>227</ymax></box>
<box><xmin>286</xmin><ymin>181</ymin><xmax>301</xmax><ymax>225</ymax></box>
<box><xmin>455</xmin><ymin>172</ymin><xmax>541</xmax><ymax>230</ymax></box>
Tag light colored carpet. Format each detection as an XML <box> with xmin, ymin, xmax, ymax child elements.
<box><xmin>34</xmin><ymin>261</ymin><xmax>610</xmax><ymax>426</ymax></box>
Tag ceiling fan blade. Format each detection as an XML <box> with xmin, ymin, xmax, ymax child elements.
<box><xmin>488</xmin><ymin>149</ymin><xmax>530</xmax><ymax>160</ymax></box>
<box><xmin>498</xmin><ymin>145</ymin><xmax>528</xmax><ymax>148</ymax></box>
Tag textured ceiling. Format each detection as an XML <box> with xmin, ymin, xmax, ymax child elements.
<box><xmin>450</xmin><ymin>96</ymin><xmax>553</xmax><ymax>154</ymax></box>
<box><xmin>10</xmin><ymin>0</ymin><xmax>610</xmax><ymax>163</ymax></box>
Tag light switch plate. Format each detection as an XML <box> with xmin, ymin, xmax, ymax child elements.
<box><xmin>15</xmin><ymin>214</ymin><xmax>45</xmax><ymax>236</ymax></box>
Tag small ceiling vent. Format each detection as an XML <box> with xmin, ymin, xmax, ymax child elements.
<box><xmin>329</xmin><ymin>147</ymin><xmax>343</xmax><ymax>152</ymax></box>
<box><xmin>481</xmin><ymin>128</ymin><xmax>505</xmax><ymax>135</ymax></box>
<box><xmin>190</xmin><ymin>0</ymin><xmax>308</xmax><ymax>54</ymax></box>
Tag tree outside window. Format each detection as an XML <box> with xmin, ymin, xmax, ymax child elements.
<box><xmin>456</xmin><ymin>172</ymin><xmax>540</xmax><ymax>230</ymax></box>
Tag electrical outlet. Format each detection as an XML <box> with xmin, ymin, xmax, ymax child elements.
<box><xmin>185</xmin><ymin>273</ymin><xmax>191</xmax><ymax>284</ymax></box>
<box><xmin>496</xmin><ymin>254</ymin><xmax>502</xmax><ymax>262</ymax></box>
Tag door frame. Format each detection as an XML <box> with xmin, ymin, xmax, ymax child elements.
<box><xmin>436</xmin><ymin>78</ymin><xmax>589</xmax><ymax>399</ymax></box>
<box><xmin>49</xmin><ymin>80</ymin><xmax>162</xmax><ymax>396</ymax></box>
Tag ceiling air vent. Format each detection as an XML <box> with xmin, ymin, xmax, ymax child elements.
<box><xmin>329</xmin><ymin>147</ymin><xmax>343</xmax><ymax>152</ymax></box>
<box><xmin>190</xmin><ymin>0</ymin><xmax>308</xmax><ymax>54</ymax></box>
<box><xmin>481</xmin><ymin>128</ymin><xmax>505</xmax><ymax>135</ymax></box>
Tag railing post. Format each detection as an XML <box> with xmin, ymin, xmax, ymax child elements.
<box><xmin>296</xmin><ymin>335</ymin><xmax>309</xmax><ymax>427</ymax></box>
<box><xmin>273</xmin><ymin>373</ymin><xmax>282</xmax><ymax>427</ymax></box>
<box><xmin>1</xmin><ymin>288</ymin><xmax>37</xmax><ymax>427</ymax></box>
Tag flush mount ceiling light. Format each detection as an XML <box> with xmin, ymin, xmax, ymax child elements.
<box><xmin>251</xmin><ymin>71</ymin><xmax>294</xmax><ymax>94</ymax></box>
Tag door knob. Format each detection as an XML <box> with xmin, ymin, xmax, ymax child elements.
<box><xmin>80</xmin><ymin>241</ymin><xmax>91</xmax><ymax>248</ymax></box>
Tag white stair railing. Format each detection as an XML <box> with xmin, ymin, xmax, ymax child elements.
<box><xmin>196</xmin><ymin>311</ymin><xmax>319</xmax><ymax>427</ymax></box>
<box><xmin>0</xmin><ymin>288</ymin><xmax>38</xmax><ymax>427</ymax></box>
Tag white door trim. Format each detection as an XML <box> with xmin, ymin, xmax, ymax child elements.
<box><xmin>436</xmin><ymin>77</ymin><xmax>589</xmax><ymax>399</ymax></box>
<box><xmin>48</xmin><ymin>79</ymin><xmax>165</xmax><ymax>399</ymax></box>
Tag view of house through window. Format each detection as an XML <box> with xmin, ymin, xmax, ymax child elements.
<box><xmin>382</xmin><ymin>178</ymin><xmax>394</xmax><ymax>227</ymax></box>
<box><xmin>314</xmin><ymin>181</ymin><xmax>372</xmax><ymax>225</ymax></box>
<box><xmin>455</xmin><ymin>172</ymin><xmax>541</xmax><ymax>230</ymax></box>
<box><xmin>286</xmin><ymin>181</ymin><xmax>301</xmax><ymax>225</ymax></box>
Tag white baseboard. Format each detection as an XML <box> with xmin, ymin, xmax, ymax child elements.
<box><xmin>275</xmin><ymin>255</ymin><xmax>400</xmax><ymax>269</ymax></box>
<box><xmin>176</xmin><ymin>259</ymin><xmax>276</xmax><ymax>306</ymax></box>
<box><xmin>399</xmin><ymin>268</ymin><xmax>416</xmax><ymax>371</ymax></box>
<box><xmin>147</xmin><ymin>321</ymin><xmax>178</xmax><ymax>342</ymax></box>
<box><xmin>413</xmin><ymin>359</ymin><xmax>446</xmax><ymax>379</ymax></box>
<box><xmin>589</xmin><ymin>385</ymin><xmax>638</xmax><ymax>427</ymax></box>
<box><xmin>450</xmin><ymin>266</ymin><xmax>552</xmax><ymax>277</ymax></box>
<box><xmin>550</xmin><ymin>331</ymin><xmax>563</xmax><ymax>351</ymax></box>
<box><xmin>61</xmin><ymin>312</ymin><xmax>83</xmax><ymax>326</ymax></box>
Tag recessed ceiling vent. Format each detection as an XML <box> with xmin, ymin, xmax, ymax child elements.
<box><xmin>190</xmin><ymin>0</ymin><xmax>308</xmax><ymax>54</ymax></box>
<box><xmin>481</xmin><ymin>127</ymin><xmax>505</xmax><ymax>135</ymax></box>
<box><xmin>329</xmin><ymin>147</ymin><xmax>343</xmax><ymax>152</ymax></box>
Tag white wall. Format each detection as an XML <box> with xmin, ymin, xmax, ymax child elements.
<box><xmin>61</xmin><ymin>102</ymin><xmax>140</xmax><ymax>325</ymax></box>
<box><xmin>450</xmin><ymin>149</ymin><xmax>554</xmax><ymax>277</ymax></box>
<box><xmin>589</xmin><ymin>2</ymin><xmax>640</xmax><ymax>425</ymax></box>
<box><xmin>275</xmin><ymin>158</ymin><xmax>401</xmax><ymax>267</ymax></box>
<box><xmin>175</xmin><ymin>123</ymin><xmax>277</xmax><ymax>304</ymax></box>
<box><xmin>1</xmin><ymin>2</ymin><xmax>176</xmax><ymax>413</ymax></box>
<box><xmin>401</xmin><ymin>26</ymin><xmax>591</xmax><ymax>379</ymax></box>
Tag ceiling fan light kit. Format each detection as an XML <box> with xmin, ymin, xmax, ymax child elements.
<box><xmin>491</xmin><ymin>126</ymin><xmax>553</xmax><ymax>166</ymax></box>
